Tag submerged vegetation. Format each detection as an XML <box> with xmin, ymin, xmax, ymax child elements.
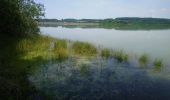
<box><xmin>139</xmin><ymin>54</ymin><xmax>149</xmax><ymax>66</ymax></box>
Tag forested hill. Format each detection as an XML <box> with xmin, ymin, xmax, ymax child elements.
<box><xmin>114</xmin><ymin>17</ymin><xmax>170</xmax><ymax>24</ymax></box>
<box><xmin>38</xmin><ymin>17</ymin><xmax>170</xmax><ymax>24</ymax></box>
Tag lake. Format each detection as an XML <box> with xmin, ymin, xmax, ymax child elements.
<box><xmin>28</xmin><ymin>26</ymin><xmax>170</xmax><ymax>100</ymax></box>
<box><xmin>40</xmin><ymin>27</ymin><xmax>170</xmax><ymax>65</ymax></box>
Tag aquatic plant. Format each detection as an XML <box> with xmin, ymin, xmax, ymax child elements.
<box><xmin>112</xmin><ymin>50</ymin><xmax>129</xmax><ymax>62</ymax></box>
<box><xmin>16</xmin><ymin>36</ymin><xmax>52</xmax><ymax>60</ymax></box>
<box><xmin>15</xmin><ymin>36</ymin><xmax>70</xmax><ymax>62</ymax></box>
<box><xmin>72</xmin><ymin>41</ymin><xmax>97</xmax><ymax>56</ymax></box>
<box><xmin>139</xmin><ymin>54</ymin><xmax>149</xmax><ymax>66</ymax></box>
<box><xmin>153</xmin><ymin>59</ymin><xmax>163</xmax><ymax>72</ymax></box>
<box><xmin>53</xmin><ymin>40</ymin><xmax>68</xmax><ymax>61</ymax></box>
<box><xmin>101</xmin><ymin>48</ymin><xmax>111</xmax><ymax>58</ymax></box>
<box><xmin>101</xmin><ymin>49</ymin><xmax>128</xmax><ymax>62</ymax></box>
<box><xmin>79</xmin><ymin>64</ymin><xmax>90</xmax><ymax>76</ymax></box>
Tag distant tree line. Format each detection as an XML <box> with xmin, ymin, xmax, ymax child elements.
<box><xmin>37</xmin><ymin>18</ymin><xmax>102</xmax><ymax>23</ymax></box>
<box><xmin>38</xmin><ymin>17</ymin><xmax>170</xmax><ymax>24</ymax></box>
<box><xmin>0</xmin><ymin>0</ymin><xmax>45</xmax><ymax>37</ymax></box>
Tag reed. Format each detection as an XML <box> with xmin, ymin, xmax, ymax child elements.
<box><xmin>139</xmin><ymin>54</ymin><xmax>149</xmax><ymax>66</ymax></box>
<box><xmin>72</xmin><ymin>41</ymin><xmax>97</xmax><ymax>56</ymax></box>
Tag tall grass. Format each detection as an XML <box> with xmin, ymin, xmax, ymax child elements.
<box><xmin>153</xmin><ymin>59</ymin><xmax>163</xmax><ymax>72</ymax></box>
<box><xmin>72</xmin><ymin>41</ymin><xmax>97</xmax><ymax>56</ymax></box>
<box><xmin>16</xmin><ymin>36</ymin><xmax>52</xmax><ymax>60</ymax></box>
<box><xmin>139</xmin><ymin>54</ymin><xmax>149</xmax><ymax>66</ymax></box>
<box><xmin>101</xmin><ymin>49</ymin><xmax>128</xmax><ymax>62</ymax></box>
<box><xmin>16</xmin><ymin>35</ymin><xmax>164</xmax><ymax>69</ymax></box>
<box><xmin>53</xmin><ymin>40</ymin><xmax>68</xmax><ymax>61</ymax></box>
<box><xmin>112</xmin><ymin>50</ymin><xmax>129</xmax><ymax>62</ymax></box>
<box><xmin>101</xmin><ymin>48</ymin><xmax>111</xmax><ymax>58</ymax></box>
<box><xmin>16</xmin><ymin>36</ymin><xmax>69</xmax><ymax>61</ymax></box>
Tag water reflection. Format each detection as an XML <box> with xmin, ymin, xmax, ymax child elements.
<box><xmin>29</xmin><ymin>57</ymin><xmax>170</xmax><ymax>100</ymax></box>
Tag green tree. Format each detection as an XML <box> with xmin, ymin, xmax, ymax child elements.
<box><xmin>0</xmin><ymin>0</ymin><xmax>45</xmax><ymax>36</ymax></box>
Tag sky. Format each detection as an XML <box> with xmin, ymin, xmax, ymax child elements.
<box><xmin>36</xmin><ymin>0</ymin><xmax>170</xmax><ymax>19</ymax></box>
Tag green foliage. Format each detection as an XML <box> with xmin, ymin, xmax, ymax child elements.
<box><xmin>38</xmin><ymin>18</ymin><xmax>170</xmax><ymax>30</ymax></box>
<box><xmin>0</xmin><ymin>0</ymin><xmax>45</xmax><ymax>36</ymax></box>
<box><xmin>100</xmin><ymin>17</ymin><xmax>170</xmax><ymax>30</ymax></box>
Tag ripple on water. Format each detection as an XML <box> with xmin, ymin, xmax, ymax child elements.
<box><xmin>29</xmin><ymin>58</ymin><xmax>170</xmax><ymax>100</ymax></box>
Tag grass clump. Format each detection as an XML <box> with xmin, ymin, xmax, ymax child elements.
<box><xmin>112</xmin><ymin>50</ymin><xmax>129</xmax><ymax>62</ymax></box>
<box><xmin>153</xmin><ymin>59</ymin><xmax>163</xmax><ymax>72</ymax></box>
<box><xmin>53</xmin><ymin>40</ymin><xmax>68</xmax><ymax>61</ymax></box>
<box><xmin>54</xmin><ymin>40</ymin><xmax>67</xmax><ymax>49</ymax></box>
<box><xmin>101</xmin><ymin>49</ymin><xmax>111</xmax><ymax>58</ymax></box>
<box><xmin>101</xmin><ymin>49</ymin><xmax>128</xmax><ymax>62</ymax></box>
<box><xmin>17</xmin><ymin>36</ymin><xmax>69</xmax><ymax>61</ymax></box>
<box><xmin>16</xmin><ymin>36</ymin><xmax>52</xmax><ymax>60</ymax></box>
<box><xmin>139</xmin><ymin>54</ymin><xmax>149</xmax><ymax>66</ymax></box>
<box><xmin>154</xmin><ymin>59</ymin><xmax>163</xmax><ymax>67</ymax></box>
<box><xmin>72</xmin><ymin>41</ymin><xmax>97</xmax><ymax>56</ymax></box>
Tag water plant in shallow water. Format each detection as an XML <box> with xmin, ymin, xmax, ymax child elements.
<box><xmin>16</xmin><ymin>35</ymin><xmax>165</xmax><ymax>71</ymax></box>
<box><xmin>72</xmin><ymin>41</ymin><xmax>97</xmax><ymax>56</ymax></box>
<box><xmin>79</xmin><ymin>64</ymin><xmax>90</xmax><ymax>76</ymax></box>
<box><xmin>153</xmin><ymin>59</ymin><xmax>163</xmax><ymax>72</ymax></box>
<box><xmin>101</xmin><ymin>49</ymin><xmax>128</xmax><ymax>62</ymax></box>
<box><xmin>139</xmin><ymin>54</ymin><xmax>149</xmax><ymax>67</ymax></box>
<box><xmin>16</xmin><ymin>36</ymin><xmax>69</xmax><ymax>62</ymax></box>
<box><xmin>112</xmin><ymin>50</ymin><xmax>129</xmax><ymax>63</ymax></box>
<box><xmin>16</xmin><ymin>36</ymin><xmax>52</xmax><ymax>60</ymax></box>
<box><xmin>53</xmin><ymin>40</ymin><xmax>68</xmax><ymax>61</ymax></box>
<box><xmin>101</xmin><ymin>48</ymin><xmax>111</xmax><ymax>59</ymax></box>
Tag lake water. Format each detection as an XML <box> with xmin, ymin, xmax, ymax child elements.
<box><xmin>28</xmin><ymin>27</ymin><xmax>170</xmax><ymax>100</ymax></box>
<box><xmin>40</xmin><ymin>27</ymin><xmax>170</xmax><ymax>65</ymax></box>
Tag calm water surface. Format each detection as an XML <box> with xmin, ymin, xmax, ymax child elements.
<box><xmin>28</xmin><ymin>27</ymin><xmax>170</xmax><ymax>100</ymax></box>
<box><xmin>40</xmin><ymin>27</ymin><xmax>170</xmax><ymax>64</ymax></box>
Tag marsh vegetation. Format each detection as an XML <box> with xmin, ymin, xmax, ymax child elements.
<box><xmin>1</xmin><ymin>0</ymin><xmax>170</xmax><ymax>99</ymax></box>
<box><xmin>0</xmin><ymin>29</ymin><xmax>168</xmax><ymax>99</ymax></box>
<box><xmin>15</xmin><ymin>35</ymin><xmax>164</xmax><ymax>70</ymax></box>
<box><xmin>20</xmin><ymin>35</ymin><xmax>167</xmax><ymax>100</ymax></box>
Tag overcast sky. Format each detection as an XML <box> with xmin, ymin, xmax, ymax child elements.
<box><xmin>36</xmin><ymin>0</ymin><xmax>170</xmax><ymax>19</ymax></box>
